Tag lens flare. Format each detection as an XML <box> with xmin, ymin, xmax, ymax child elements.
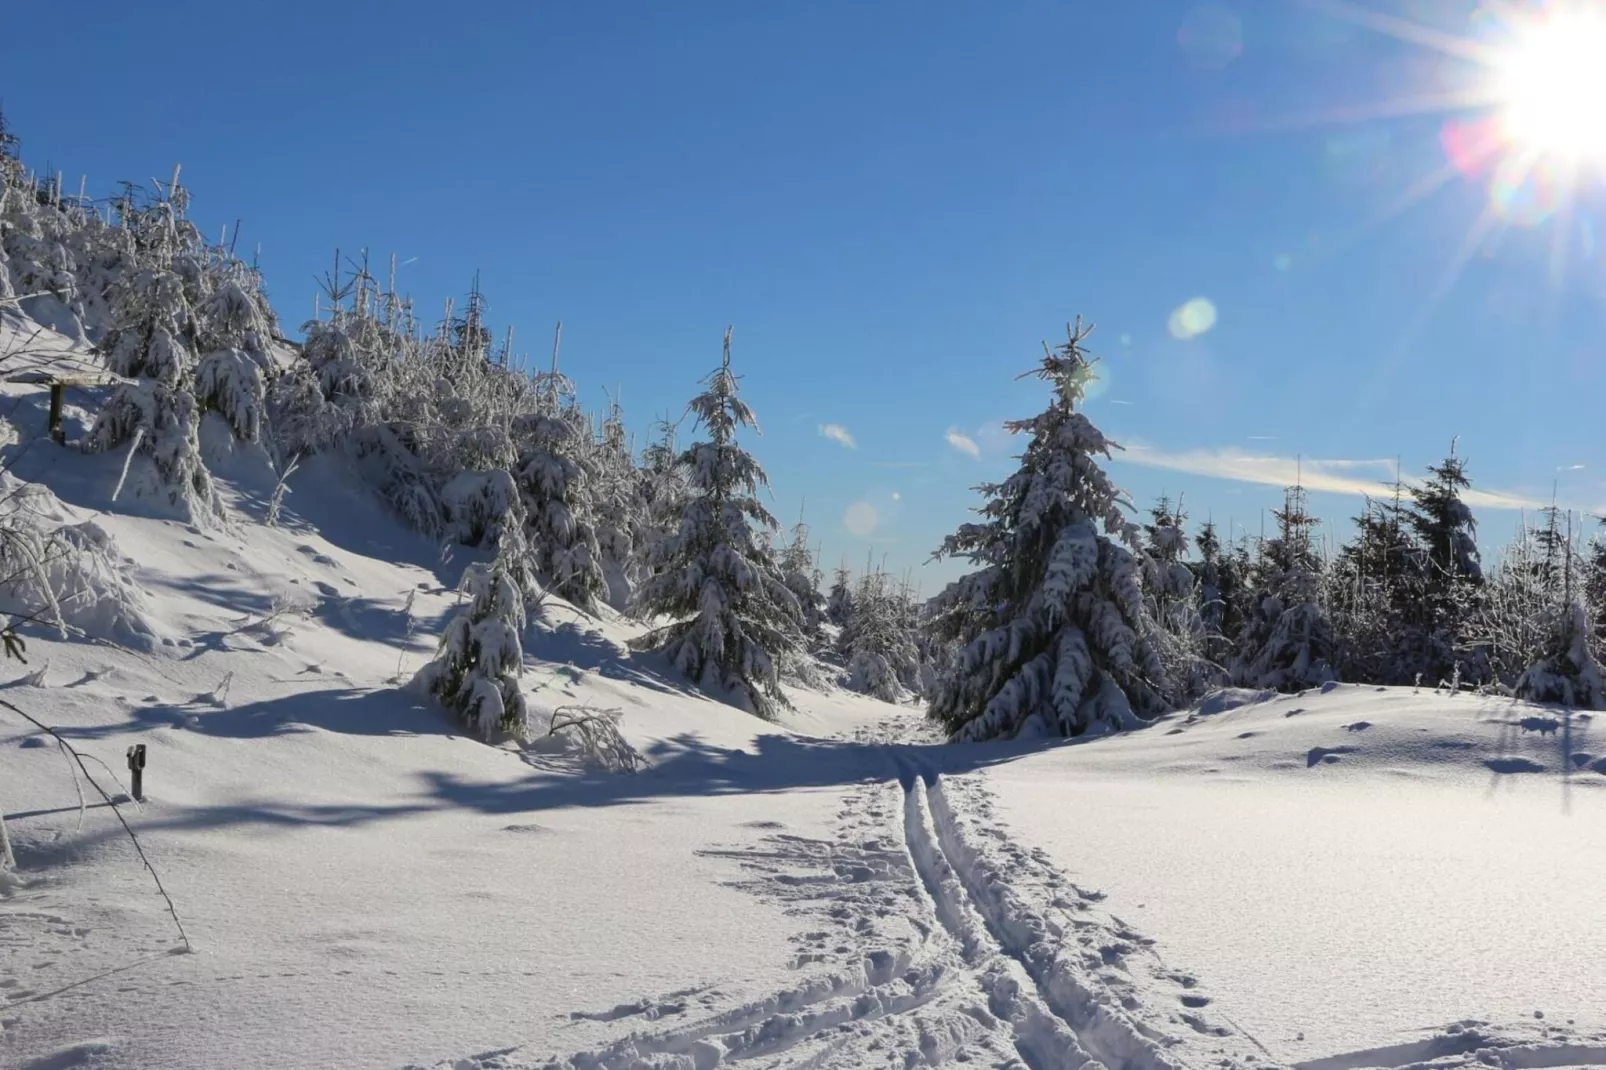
<box><xmin>1490</xmin><ymin>8</ymin><xmax>1606</xmax><ymax>164</ymax></box>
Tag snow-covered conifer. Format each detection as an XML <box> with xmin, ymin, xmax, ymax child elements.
<box><xmin>1515</xmin><ymin>600</ymin><xmax>1605</xmax><ymax>709</ymax></box>
<box><xmin>927</xmin><ymin>320</ymin><xmax>1170</xmax><ymax>741</ymax></box>
<box><xmin>591</xmin><ymin>396</ymin><xmax>644</xmax><ymax>610</ymax></box>
<box><xmin>826</xmin><ymin>563</ymin><xmax>854</xmax><ymax>628</ymax></box>
<box><xmin>629</xmin><ymin>330</ymin><xmax>803</xmax><ymax>718</ymax></box>
<box><xmin>88</xmin><ymin>380</ymin><xmax>221</xmax><ymax>522</ymax></box>
<box><xmin>1232</xmin><ymin>485</ymin><xmax>1335</xmax><ymax>691</ymax></box>
<box><xmin>414</xmin><ymin>537</ymin><xmax>531</xmax><ymax>738</ymax></box>
<box><xmin>514</xmin><ymin>349</ymin><xmax>605</xmax><ymax>612</ymax></box>
<box><xmin>838</xmin><ymin>568</ymin><xmax>921</xmax><ymax>702</ymax></box>
<box><xmin>777</xmin><ymin>509</ymin><xmax>827</xmax><ymax>641</ymax></box>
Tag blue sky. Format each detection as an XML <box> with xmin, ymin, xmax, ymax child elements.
<box><xmin>5</xmin><ymin>0</ymin><xmax>1604</xmax><ymax>589</ymax></box>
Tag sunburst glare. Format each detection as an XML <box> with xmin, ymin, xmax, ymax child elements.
<box><xmin>1490</xmin><ymin>6</ymin><xmax>1606</xmax><ymax>165</ymax></box>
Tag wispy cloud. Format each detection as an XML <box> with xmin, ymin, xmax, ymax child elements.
<box><xmin>1246</xmin><ymin>435</ymin><xmax>1277</xmax><ymax>441</ymax></box>
<box><xmin>1559</xmin><ymin>463</ymin><xmax>1586</xmax><ymax>471</ymax></box>
<box><xmin>945</xmin><ymin>427</ymin><xmax>981</xmax><ymax>460</ymax></box>
<box><xmin>1115</xmin><ymin>441</ymin><xmax>1548</xmax><ymax>511</ymax></box>
<box><xmin>399</xmin><ymin>256</ymin><xmax>419</xmax><ymax>266</ymax></box>
<box><xmin>818</xmin><ymin>423</ymin><xmax>856</xmax><ymax>450</ymax></box>
<box><xmin>1107</xmin><ymin>399</ymin><xmax>1134</xmax><ymax>406</ymax></box>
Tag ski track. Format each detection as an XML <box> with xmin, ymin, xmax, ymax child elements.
<box><xmin>418</xmin><ymin>722</ymin><xmax>1606</xmax><ymax>1070</ymax></box>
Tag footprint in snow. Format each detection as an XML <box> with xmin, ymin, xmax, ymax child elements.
<box><xmin>1307</xmin><ymin>745</ymin><xmax>1356</xmax><ymax>767</ymax></box>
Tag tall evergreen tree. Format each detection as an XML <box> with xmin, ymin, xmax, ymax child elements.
<box><xmin>629</xmin><ymin>330</ymin><xmax>804</xmax><ymax>718</ymax></box>
<box><xmin>927</xmin><ymin>320</ymin><xmax>1170</xmax><ymax>741</ymax></box>
<box><xmin>1403</xmin><ymin>444</ymin><xmax>1485</xmax><ymax>682</ymax></box>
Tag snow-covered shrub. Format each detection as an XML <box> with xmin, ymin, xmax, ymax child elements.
<box><xmin>442</xmin><ymin>468</ymin><xmax>521</xmax><ymax>548</ymax></box>
<box><xmin>630</xmin><ymin>330</ymin><xmax>804</xmax><ymax>719</ymax></box>
<box><xmin>927</xmin><ymin>320</ymin><xmax>1171</xmax><ymax>741</ymax></box>
<box><xmin>414</xmin><ymin>548</ymin><xmax>530</xmax><ymax>738</ymax></box>
<box><xmin>87</xmin><ymin>380</ymin><xmax>222</xmax><ymax>522</ymax></box>
<box><xmin>195</xmin><ymin>347</ymin><xmax>268</xmax><ymax>441</ymax></box>
<box><xmin>528</xmin><ymin>705</ymin><xmax>644</xmax><ymax>773</ymax></box>
<box><xmin>0</xmin><ymin>472</ymin><xmax>164</xmax><ymax>650</ymax></box>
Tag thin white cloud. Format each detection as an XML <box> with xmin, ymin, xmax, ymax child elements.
<box><xmin>890</xmin><ymin>491</ymin><xmax>902</xmax><ymax>501</ymax></box>
<box><xmin>945</xmin><ymin>427</ymin><xmax>981</xmax><ymax>459</ymax></box>
<box><xmin>1107</xmin><ymin>399</ymin><xmax>1134</xmax><ymax>406</ymax></box>
<box><xmin>1246</xmin><ymin>435</ymin><xmax>1277</xmax><ymax>441</ymax></box>
<box><xmin>1115</xmin><ymin>441</ymin><xmax>1548</xmax><ymax>511</ymax></box>
<box><xmin>1559</xmin><ymin>463</ymin><xmax>1586</xmax><ymax>471</ymax></box>
<box><xmin>400</xmin><ymin>256</ymin><xmax>419</xmax><ymax>266</ymax></box>
<box><xmin>818</xmin><ymin>423</ymin><xmax>856</xmax><ymax>450</ymax></box>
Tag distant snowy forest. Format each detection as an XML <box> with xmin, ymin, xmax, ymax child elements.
<box><xmin>2</xmin><ymin>110</ymin><xmax>1603</xmax><ymax>749</ymax></box>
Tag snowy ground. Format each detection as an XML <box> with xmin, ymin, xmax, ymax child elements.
<box><xmin>3</xmin><ymin>313</ymin><xmax>1606</xmax><ymax>1070</ymax></box>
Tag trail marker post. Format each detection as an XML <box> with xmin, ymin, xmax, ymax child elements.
<box><xmin>126</xmin><ymin>744</ymin><xmax>146</xmax><ymax>802</ymax></box>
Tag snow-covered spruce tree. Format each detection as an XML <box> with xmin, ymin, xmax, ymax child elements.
<box><xmin>838</xmin><ymin>568</ymin><xmax>922</xmax><ymax>702</ymax></box>
<box><xmin>1514</xmin><ymin>600</ymin><xmax>1605</xmax><ymax>709</ymax></box>
<box><xmin>1191</xmin><ymin>519</ymin><xmax>1249</xmax><ymax>669</ymax></box>
<box><xmin>85</xmin><ymin>173</ymin><xmax>271</xmax><ymax>519</ymax></box>
<box><xmin>629</xmin><ymin>329</ymin><xmax>804</xmax><ymax>719</ymax></box>
<box><xmin>591</xmin><ymin>396</ymin><xmax>645</xmax><ymax>611</ymax></box>
<box><xmin>1329</xmin><ymin>493</ymin><xmax>1420</xmax><ymax>684</ymax></box>
<box><xmin>1587</xmin><ymin>523</ymin><xmax>1606</xmax><ymax>648</ymax></box>
<box><xmin>514</xmin><ymin>347</ymin><xmax>605</xmax><ymax>612</ymax></box>
<box><xmin>632</xmin><ymin>417</ymin><xmax>690</xmax><ymax>593</ymax></box>
<box><xmin>826</xmin><ymin>562</ymin><xmax>854</xmax><ymax>627</ymax></box>
<box><xmin>777</xmin><ymin>509</ymin><xmax>828</xmax><ymax>642</ymax></box>
<box><xmin>1231</xmin><ymin>484</ymin><xmax>1336</xmax><ymax>692</ymax></box>
<box><xmin>414</xmin><ymin>533</ymin><xmax>531</xmax><ymax>738</ymax></box>
<box><xmin>926</xmin><ymin>320</ymin><xmax>1170</xmax><ymax>742</ymax></box>
<box><xmin>1144</xmin><ymin>496</ymin><xmax>1210</xmax><ymax>698</ymax></box>
<box><xmin>1403</xmin><ymin>445</ymin><xmax>1485</xmax><ymax>683</ymax></box>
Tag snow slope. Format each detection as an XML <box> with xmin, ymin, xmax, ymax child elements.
<box><xmin>985</xmin><ymin>686</ymin><xmax>1606</xmax><ymax>1067</ymax></box>
<box><xmin>3</xmin><ymin>312</ymin><xmax>1606</xmax><ymax>1070</ymax></box>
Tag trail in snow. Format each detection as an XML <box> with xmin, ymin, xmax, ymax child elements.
<box><xmin>427</xmin><ymin>721</ymin><xmax>1258</xmax><ymax>1070</ymax></box>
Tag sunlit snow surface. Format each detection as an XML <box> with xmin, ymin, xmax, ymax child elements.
<box><xmin>2</xmin><ymin>311</ymin><xmax>1605</xmax><ymax>1070</ymax></box>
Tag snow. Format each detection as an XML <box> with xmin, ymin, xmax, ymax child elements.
<box><xmin>985</xmin><ymin>685</ymin><xmax>1606</xmax><ymax>1065</ymax></box>
<box><xmin>4</xmin><ymin>306</ymin><xmax>1606</xmax><ymax>1070</ymax></box>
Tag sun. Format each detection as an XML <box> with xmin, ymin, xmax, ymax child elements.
<box><xmin>1490</xmin><ymin>7</ymin><xmax>1606</xmax><ymax>165</ymax></box>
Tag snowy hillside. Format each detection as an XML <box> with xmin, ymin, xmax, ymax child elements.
<box><xmin>1</xmin><ymin>310</ymin><xmax>1604</xmax><ymax>1070</ymax></box>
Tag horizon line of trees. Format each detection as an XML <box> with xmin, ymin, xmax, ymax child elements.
<box><xmin>3</xmin><ymin>113</ymin><xmax>1601</xmax><ymax>749</ymax></box>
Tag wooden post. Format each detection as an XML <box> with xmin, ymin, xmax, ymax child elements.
<box><xmin>47</xmin><ymin>382</ymin><xmax>65</xmax><ymax>445</ymax></box>
<box><xmin>127</xmin><ymin>744</ymin><xmax>146</xmax><ymax>802</ymax></box>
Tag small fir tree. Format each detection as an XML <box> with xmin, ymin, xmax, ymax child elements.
<box><xmin>414</xmin><ymin>538</ymin><xmax>531</xmax><ymax>738</ymax></box>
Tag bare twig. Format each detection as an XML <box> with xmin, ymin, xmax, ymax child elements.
<box><xmin>0</xmin><ymin>697</ymin><xmax>191</xmax><ymax>952</ymax></box>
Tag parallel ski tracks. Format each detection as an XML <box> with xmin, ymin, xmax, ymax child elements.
<box><xmin>529</xmin><ymin>745</ymin><xmax>1189</xmax><ymax>1070</ymax></box>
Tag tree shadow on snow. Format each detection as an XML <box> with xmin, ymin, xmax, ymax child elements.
<box><xmin>525</xmin><ymin>617</ymin><xmax>709</xmax><ymax>702</ymax></box>
<box><xmin>53</xmin><ymin>685</ymin><xmax>458</xmax><ymax>742</ymax></box>
<box><xmin>416</xmin><ymin>732</ymin><xmax>1041</xmax><ymax>816</ymax></box>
